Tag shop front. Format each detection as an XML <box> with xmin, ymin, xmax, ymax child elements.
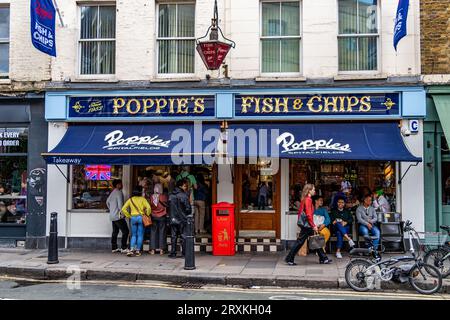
<box><xmin>44</xmin><ymin>87</ymin><xmax>425</xmax><ymax>252</ymax></box>
<box><xmin>0</xmin><ymin>97</ymin><xmax>47</xmax><ymax>248</ymax></box>
<box><xmin>423</xmin><ymin>86</ymin><xmax>450</xmax><ymax>231</ymax></box>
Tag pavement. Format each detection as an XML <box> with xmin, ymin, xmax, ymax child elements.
<box><xmin>0</xmin><ymin>248</ymin><xmax>449</xmax><ymax>293</ymax></box>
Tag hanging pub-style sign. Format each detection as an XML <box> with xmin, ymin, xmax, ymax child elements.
<box><xmin>196</xmin><ymin>0</ymin><xmax>235</xmax><ymax>70</ymax></box>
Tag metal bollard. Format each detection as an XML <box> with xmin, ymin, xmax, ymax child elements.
<box><xmin>184</xmin><ymin>215</ymin><xmax>196</xmax><ymax>270</ymax></box>
<box><xmin>47</xmin><ymin>212</ymin><xmax>59</xmax><ymax>264</ymax></box>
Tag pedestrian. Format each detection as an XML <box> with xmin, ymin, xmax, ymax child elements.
<box><xmin>106</xmin><ymin>179</ymin><xmax>129</xmax><ymax>254</ymax></box>
<box><xmin>121</xmin><ymin>186</ymin><xmax>151</xmax><ymax>257</ymax></box>
<box><xmin>168</xmin><ymin>178</ymin><xmax>192</xmax><ymax>258</ymax></box>
<box><xmin>285</xmin><ymin>184</ymin><xmax>332</xmax><ymax>265</ymax></box>
<box><xmin>312</xmin><ymin>195</ymin><xmax>331</xmax><ymax>252</ymax></box>
<box><xmin>257</xmin><ymin>182</ymin><xmax>268</xmax><ymax>210</ymax></box>
<box><xmin>149</xmin><ymin>183</ymin><xmax>168</xmax><ymax>255</ymax></box>
<box><xmin>356</xmin><ymin>194</ymin><xmax>380</xmax><ymax>249</ymax></box>
<box><xmin>330</xmin><ymin>197</ymin><xmax>355</xmax><ymax>259</ymax></box>
<box><xmin>194</xmin><ymin>174</ymin><xmax>208</xmax><ymax>234</ymax></box>
<box><xmin>372</xmin><ymin>188</ymin><xmax>391</xmax><ymax>213</ymax></box>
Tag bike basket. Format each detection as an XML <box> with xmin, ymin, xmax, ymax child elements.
<box><xmin>417</xmin><ymin>232</ymin><xmax>448</xmax><ymax>247</ymax></box>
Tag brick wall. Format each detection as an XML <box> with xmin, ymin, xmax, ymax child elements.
<box><xmin>421</xmin><ymin>0</ymin><xmax>450</xmax><ymax>75</ymax></box>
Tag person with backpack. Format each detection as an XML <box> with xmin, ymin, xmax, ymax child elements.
<box><xmin>121</xmin><ymin>186</ymin><xmax>151</xmax><ymax>257</ymax></box>
<box><xmin>168</xmin><ymin>178</ymin><xmax>191</xmax><ymax>258</ymax></box>
<box><xmin>149</xmin><ymin>183</ymin><xmax>168</xmax><ymax>255</ymax></box>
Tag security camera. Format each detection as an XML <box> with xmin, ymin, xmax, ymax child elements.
<box><xmin>401</xmin><ymin>127</ymin><xmax>411</xmax><ymax>137</ymax></box>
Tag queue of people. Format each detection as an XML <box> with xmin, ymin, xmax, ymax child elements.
<box><xmin>286</xmin><ymin>183</ymin><xmax>385</xmax><ymax>265</ymax></box>
<box><xmin>106</xmin><ymin>167</ymin><xmax>207</xmax><ymax>258</ymax></box>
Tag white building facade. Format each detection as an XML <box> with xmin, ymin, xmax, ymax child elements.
<box><xmin>43</xmin><ymin>0</ymin><xmax>426</xmax><ymax>251</ymax></box>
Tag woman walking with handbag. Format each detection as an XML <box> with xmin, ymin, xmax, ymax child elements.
<box><xmin>285</xmin><ymin>184</ymin><xmax>332</xmax><ymax>265</ymax></box>
<box><xmin>121</xmin><ymin>186</ymin><xmax>151</xmax><ymax>257</ymax></box>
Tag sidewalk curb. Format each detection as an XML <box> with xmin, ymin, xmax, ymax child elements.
<box><xmin>0</xmin><ymin>266</ymin><xmax>448</xmax><ymax>294</ymax></box>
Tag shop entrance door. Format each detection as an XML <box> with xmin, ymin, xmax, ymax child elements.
<box><xmin>234</xmin><ymin>159</ymin><xmax>281</xmax><ymax>238</ymax></box>
<box><xmin>131</xmin><ymin>165</ymin><xmax>217</xmax><ymax>234</ymax></box>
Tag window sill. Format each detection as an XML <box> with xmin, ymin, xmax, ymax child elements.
<box><xmin>0</xmin><ymin>78</ymin><xmax>11</xmax><ymax>84</ymax></box>
<box><xmin>71</xmin><ymin>77</ymin><xmax>119</xmax><ymax>83</ymax></box>
<box><xmin>68</xmin><ymin>209</ymin><xmax>109</xmax><ymax>214</ymax></box>
<box><xmin>255</xmin><ymin>76</ymin><xmax>306</xmax><ymax>82</ymax></box>
<box><xmin>151</xmin><ymin>77</ymin><xmax>202</xmax><ymax>83</ymax></box>
<box><xmin>334</xmin><ymin>74</ymin><xmax>387</xmax><ymax>81</ymax></box>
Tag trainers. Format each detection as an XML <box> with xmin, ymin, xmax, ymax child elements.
<box><xmin>135</xmin><ymin>251</ymin><xmax>142</xmax><ymax>257</ymax></box>
<box><xmin>111</xmin><ymin>248</ymin><xmax>121</xmax><ymax>253</ymax></box>
<box><xmin>121</xmin><ymin>248</ymin><xmax>130</xmax><ymax>254</ymax></box>
<box><xmin>127</xmin><ymin>250</ymin><xmax>135</xmax><ymax>257</ymax></box>
<box><xmin>348</xmin><ymin>239</ymin><xmax>355</xmax><ymax>247</ymax></box>
<box><xmin>336</xmin><ymin>252</ymin><xmax>343</xmax><ymax>259</ymax></box>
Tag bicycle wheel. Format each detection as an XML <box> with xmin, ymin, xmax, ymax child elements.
<box><xmin>424</xmin><ymin>248</ymin><xmax>450</xmax><ymax>278</ymax></box>
<box><xmin>408</xmin><ymin>263</ymin><xmax>442</xmax><ymax>295</ymax></box>
<box><xmin>345</xmin><ymin>259</ymin><xmax>374</xmax><ymax>292</ymax></box>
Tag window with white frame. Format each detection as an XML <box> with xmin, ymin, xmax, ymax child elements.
<box><xmin>157</xmin><ymin>3</ymin><xmax>195</xmax><ymax>74</ymax></box>
<box><xmin>79</xmin><ymin>5</ymin><xmax>116</xmax><ymax>75</ymax></box>
<box><xmin>0</xmin><ymin>6</ymin><xmax>10</xmax><ymax>76</ymax></box>
<box><xmin>338</xmin><ymin>0</ymin><xmax>378</xmax><ymax>72</ymax></box>
<box><xmin>261</xmin><ymin>1</ymin><xmax>301</xmax><ymax>74</ymax></box>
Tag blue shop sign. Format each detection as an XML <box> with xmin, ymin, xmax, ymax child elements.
<box><xmin>68</xmin><ymin>96</ymin><xmax>216</xmax><ymax>118</ymax></box>
<box><xmin>235</xmin><ymin>93</ymin><xmax>400</xmax><ymax>118</ymax></box>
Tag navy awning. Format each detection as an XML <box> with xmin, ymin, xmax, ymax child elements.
<box><xmin>43</xmin><ymin>123</ymin><xmax>222</xmax><ymax>165</ymax></box>
<box><xmin>226</xmin><ymin>122</ymin><xmax>421</xmax><ymax>162</ymax></box>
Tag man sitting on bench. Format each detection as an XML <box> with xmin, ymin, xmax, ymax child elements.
<box><xmin>356</xmin><ymin>194</ymin><xmax>380</xmax><ymax>249</ymax></box>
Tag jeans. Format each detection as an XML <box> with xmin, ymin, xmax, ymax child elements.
<box><xmin>359</xmin><ymin>224</ymin><xmax>380</xmax><ymax>248</ymax></box>
<box><xmin>150</xmin><ymin>216</ymin><xmax>167</xmax><ymax>251</ymax></box>
<box><xmin>333</xmin><ymin>223</ymin><xmax>351</xmax><ymax>249</ymax></box>
<box><xmin>258</xmin><ymin>195</ymin><xmax>266</xmax><ymax>210</ymax></box>
<box><xmin>285</xmin><ymin>227</ymin><xmax>327</xmax><ymax>263</ymax></box>
<box><xmin>170</xmin><ymin>223</ymin><xmax>186</xmax><ymax>256</ymax></box>
<box><xmin>111</xmin><ymin>218</ymin><xmax>129</xmax><ymax>250</ymax></box>
<box><xmin>130</xmin><ymin>215</ymin><xmax>144</xmax><ymax>251</ymax></box>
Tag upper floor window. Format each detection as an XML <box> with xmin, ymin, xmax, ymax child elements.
<box><xmin>157</xmin><ymin>3</ymin><xmax>195</xmax><ymax>75</ymax></box>
<box><xmin>79</xmin><ymin>5</ymin><xmax>116</xmax><ymax>75</ymax></box>
<box><xmin>338</xmin><ymin>0</ymin><xmax>378</xmax><ymax>72</ymax></box>
<box><xmin>0</xmin><ymin>6</ymin><xmax>10</xmax><ymax>76</ymax></box>
<box><xmin>261</xmin><ymin>1</ymin><xmax>301</xmax><ymax>74</ymax></box>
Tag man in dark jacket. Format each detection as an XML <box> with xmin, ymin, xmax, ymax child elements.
<box><xmin>168</xmin><ymin>178</ymin><xmax>192</xmax><ymax>258</ymax></box>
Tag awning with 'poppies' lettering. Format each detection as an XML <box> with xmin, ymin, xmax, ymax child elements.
<box><xmin>42</xmin><ymin>123</ymin><xmax>222</xmax><ymax>165</ymax></box>
<box><xmin>226</xmin><ymin>122</ymin><xmax>421</xmax><ymax>162</ymax></box>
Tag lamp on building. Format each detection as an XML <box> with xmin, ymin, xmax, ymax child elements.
<box><xmin>196</xmin><ymin>0</ymin><xmax>235</xmax><ymax>71</ymax></box>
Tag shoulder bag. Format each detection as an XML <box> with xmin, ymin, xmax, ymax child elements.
<box><xmin>297</xmin><ymin>201</ymin><xmax>311</xmax><ymax>228</ymax></box>
<box><xmin>130</xmin><ymin>197</ymin><xmax>152</xmax><ymax>227</ymax></box>
<box><xmin>308</xmin><ymin>234</ymin><xmax>325</xmax><ymax>250</ymax></box>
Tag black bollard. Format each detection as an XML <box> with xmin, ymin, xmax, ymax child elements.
<box><xmin>47</xmin><ymin>212</ymin><xmax>59</xmax><ymax>264</ymax></box>
<box><xmin>184</xmin><ymin>214</ymin><xmax>196</xmax><ymax>270</ymax></box>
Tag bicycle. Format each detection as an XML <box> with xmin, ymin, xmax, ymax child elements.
<box><xmin>345</xmin><ymin>220</ymin><xmax>443</xmax><ymax>295</ymax></box>
<box><xmin>423</xmin><ymin>225</ymin><xmax>450</xmax><ymax>278</ymax></box>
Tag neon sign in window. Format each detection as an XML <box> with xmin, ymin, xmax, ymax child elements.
<box><xmin>85</xmin><ymin>165</ymin><xmax>111</xmax><ymax>181</ymax></box>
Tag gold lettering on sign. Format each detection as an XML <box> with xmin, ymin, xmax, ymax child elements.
<box><xmin>142</xmin><ymin>99</ymin><xmax>154</xmax><ymax>114</ymax></box>
<box><xmin>323</xmin><ymin>97</ymin><xmax>339</xmax><ymax>113</ymax></box>
<box><xmin>339</xmin><ymin>96</ymin><xmax>347</xmax><ymax>112</ymax></box>
<box><xmin>307</xmin><ymin>96</ymin><xmax>322</xmax><ymax>113</ymax></box>
<box><xmin>262</xmin><ymin>98</ymin><xmax>274</xmax><ymax>113</ymax></box>
<box><xmin>359</xmin><ymin>96</ymin><xmax>372</xmax><ymax>112</ymax></box>
<box><xmin>292</xmin><ymin>99</ymin><xmax>303</xmax><ymax>110</ymax></box>
<box><xmin>346</xmin><ymin>96</ymin><xmax>359</xmax><ymax>112</ymax></box>
<box><xmin>177</xmin><ymin>98</ymin><xmax>189</xmax><ymax>114</ymax></box>
<box><xmin>113</xmin><ymin>98</ymin><xmax>126</xmax><ymax>114</ymax></box>
<box><xmin>168</xmin><ymin>98</ymin><xmax>176</xmax><ymax>114</ymax></box>
<box><xmin>241</xmin><ymin>97</ymin><xmax>254</xmax><ymax>113</ymax></box>
<box><xmin>194</xmin><ymin>98</ymin><xmax>205</xmax><ymax>114</ymax></box>
<box><xmin>127</xmin><ymin>99</ymin><xmax>141</xmax><ymax>115</ymax></box>
<box><xmin>155</xmin><ymin>99</ymin><xmax>167</xmax><ymax>114</ymax></box>
<box><xmin>253</xmin><ymin>97</ymin><xmax>261</xmax><ymax>113</ymax></box>
<box><xmin>274</xmin><ymin>97</ymin><xmax>289</xmax><ymax>113</ymax></box>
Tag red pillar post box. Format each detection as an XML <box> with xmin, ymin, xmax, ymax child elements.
<box><xmin>211</xmin><ymin>202</ymin><xmax>235</xmax><ymax>256</ymax></box>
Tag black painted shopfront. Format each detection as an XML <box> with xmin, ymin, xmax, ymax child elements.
<box><xmin>0</xmin><ymin>97</ymin><xmax>48</xmax><ymax>248</ymax></box>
